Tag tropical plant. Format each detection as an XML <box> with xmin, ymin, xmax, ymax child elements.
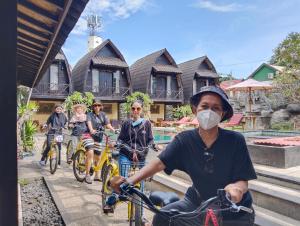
<box><xmin>21</xmin><ymin>120</ymin><xmax>38</xmax><ymax>151</ymax></box>
<box><xmin>124</xmin><ymin>92</ymin><xmax>153</xmax><ymax>118</ymax></box>
<box><xmin>172</xmin><ymin>105</ymin><xmax>193</xmax><ymax>120</ymax></box>
<box><xmin>18</xmin><ymin>101</ymin><xmax>39</xmax><ymax>118</ymax></box>
<box><xmin>63</xmin><ymin>91</ymin><xmax>95</xmax><ymax>112</ymax></box>
<box><xmin>271</xmin><ymin>32</ymin><xmax>300</xmax><ymax>102</ymax></box>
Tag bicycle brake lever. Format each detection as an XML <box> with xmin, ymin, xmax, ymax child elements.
<box><xmin>237</xmin><ymin>206</ymin><xmax>253</xmax><ymax>214</ymax></box>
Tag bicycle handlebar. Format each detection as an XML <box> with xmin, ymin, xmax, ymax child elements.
<box><xmin>115</xmin><ymin>185</ymin><xmax>253</xmax><ymax>217</ymax></box>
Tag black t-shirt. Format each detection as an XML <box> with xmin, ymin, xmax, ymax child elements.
<box><xmin>86</xmin><ymin>111</ymin><xmax>109</xmax><ymax>130</ymax></box>
<box><xmin>158</xmin><ymin>128</ymin><xmax>257</xmax><ymax>206</ymax></box>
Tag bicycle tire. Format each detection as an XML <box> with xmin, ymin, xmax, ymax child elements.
<box><xmin>42</xmin><ymin>140</ymin><xmax>48</xmax><ymax>164</ymax></box>
<box><xmin>131</xmin><ymin>193</ymin><xmax>142</xmax><ymax>226</ymax></box>
<box><xmin>49</xmin><ymin>145</ymin><xmax>58</xmax><ymax>174</ymax></box>
<box><xmin>101</xmin><ymin>161</ymin><xmax>107</xmax><ymax>182</ymax></box>
<box><xmin>66</xmin><ymin>140</ymin><xmax>73</xmax><ymax>163</ymax></box>
<box><xmin>73</xmin><ymin>149</ymin><xmax>86</xmax><ymax>182</ymax></box>
<box><xmin>101</xmin><ymin>164</ymin><xmax>114</xmax><ymax>212</ymax></box>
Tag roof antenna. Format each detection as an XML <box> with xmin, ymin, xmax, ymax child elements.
<box><xmin>86</xmin><ymin>14</ymin><xmax>102</xmax><ymax>52</ymax></box>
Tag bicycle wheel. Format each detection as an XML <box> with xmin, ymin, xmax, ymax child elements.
<box><xmin>129</xmin><ymin>193</ymin><xmax>142</xmax><ymax>226</ymax></box>
<box><xmin>73</xmin><ymin>149</ymin><xmax>86</xmax><ymax>182</ymax></box>
<box><xmin>100</xmin><ymin>160</ymin><xmax>107</xmax><ymax>182</ymax></box>
<box><xmin>66</xmin><ymin>140</ymin><xmax>73</xmax><ymax>163</ymax></box>
<box><xmin>49</xmin><ymin>145</ymin><xmax>58</xmax><ymax>174</ymax></box>
<box><xmin>101</xmin><ymin>164</ymin><xmax>114</xmax><ymax>212</ymax></box>
<box><xmin>42</xmin><ymin>140</ymin><xmax>48</xmax><ymax>164</ymax></box>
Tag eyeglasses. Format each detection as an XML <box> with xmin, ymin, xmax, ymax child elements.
<box><xmin>93</xmin><ymin>104</ymin><xmax>103</xmax><ymax>107</ymax></box>
<box><xmin>131</xmin><ymin>107</ymin><xmax>141</xmax><ymax>111</ymax></box>
<box><xmin>203</xmin><ymin>152</ymin><xmax>214</xmax><ymax>174</ymax></box>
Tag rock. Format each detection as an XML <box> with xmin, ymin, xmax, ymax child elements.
<box><xmin>21</xmin><ymin>179</ymin><xmax>64</xmax><ymax>226</ymax></box>
<box><xmin>270</xmin><ymin>109</ymin><xmax>291</xmax><ymax>124</ymax></box>
<box><xmin>261</xmin><ymin>110</ymin><xmax>272</xmax><ymax>117</ymax></box>
<box><xmin>287</xmin><ymin>103</ymin><xmax>300</xmax><ymax>114</ymax></box>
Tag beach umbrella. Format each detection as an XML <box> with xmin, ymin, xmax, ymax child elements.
<box><xmin>226</xmin><ymin>79</ymin><xmax>272</xmax><ymax>112</ymax></box>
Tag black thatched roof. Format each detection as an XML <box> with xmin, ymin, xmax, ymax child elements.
<box><xmin>92</xmin><ymin>56</ymin><xmax>128</xmax><ymax>68</ymax></box>
<box><xmin>72</xmin><ymin>39</ymin><xmax>130</xmax><ymax>92</ymax></box>
<box><xmin>178</xmin><ymin>56</ymin><xmax>219</xmax><ymax>102</ymax></box>
<box><xmin>130</xmin><ymin>48</ymin><xmax>182</xmax><ymax>92</ymax></box>
<box><xmin>17</xmin><ymin>0</ymin><xmax>88</xmax><ymax>87</ymax></box>
<box><xmin>54</xmin><ymin>49</ymin><xmax>71</xmax><ymax>83</ymax></box>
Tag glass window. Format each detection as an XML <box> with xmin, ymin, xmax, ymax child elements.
<box><xmin>92</xmin><ymin>69</ymin><xmax>99</xmax><ymax>92</ymax></box>
<box><xmin>151</xmin><ymin>74</ymin><xmax>157</xmax><ymax>94</ymax></box>
<box><xmin>193</xmin><ymin>79</ymin><xmax>197</xmax><ymax>95</ymax></box>
<box><xmin>50</xmin><ymin>64</ymin><xmax>59</xmax><ymax>91</ymax></box>
<box><xmin>113</xmin><ymin>70</ymin><xmax>120</xmax><ymax>94</ymax></box>
<box><xmin>103</xmin><ymin>104</ymin><xmax>112</xmax><ymax>114</ymax></box>
<box><xmin>150</xmin><ymin>104</ymin><xmax>160</xmax><ymax>114</ymax></box>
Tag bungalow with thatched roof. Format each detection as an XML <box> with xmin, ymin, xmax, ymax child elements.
<box><xmin>72</xmin><ymin>39</ymin><xmax>131</xmax><ymax>120</ymax></box>
<box><xmin>178</xmin><ymin>56</ymin><xmax>219</xmax><ymax>103</ymax></box>
<box><xmin>30</xmin><ymin>50</ymin><xmax>72</xmax><ymax>126</ymax></box>
<box><xmin>130</xmin><ymin>48</ymin><xmax>184</xmax><ymax>121</ymax></box>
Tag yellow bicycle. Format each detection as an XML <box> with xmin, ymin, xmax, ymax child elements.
<box><xmin>42</xmin><ymin>130</ymin><xmax>63</xmax><ymax>174</ymax></box>
<box><xmin>102</xmin><ymin>144</ymin><xmax>149</xmax><ymax>226</ymax></box>
<box><xmin>72</xmin><ymin>131</ymin><xmax>117</xmax><ymax>182</ymax></box>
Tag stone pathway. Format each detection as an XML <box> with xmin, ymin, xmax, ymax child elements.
<box><xmin>18</xmin><ymin>135</ymin><xmax>153</xmax><ymax>226</ymax></box>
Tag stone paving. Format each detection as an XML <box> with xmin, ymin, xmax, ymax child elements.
<box><xmin>18</xmin><ymin>135</ymin><xmax>154</xmax><ymax>226</ymax></box>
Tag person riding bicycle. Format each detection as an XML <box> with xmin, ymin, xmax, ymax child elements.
<box><xmin>110</xmin><ymin>86</ymin><xmax>257</xmax><ymax>226</ymax></box>
<box><xmin>39</xmin><ymin>104</ymin><xmax>68</xmax><ymax>167</ymax></box>
<box><xmin>84</xmin><ymin>98</ymin><xmax>116</xmax><ymax>184</ymax></box>
<box><xmin>67</xmin><ymin>103</ymin><xmax>88</xmax><ymax>164</ymax></box>
<box><xmin>103</xmin><ymin>100</ymin><xmax>156</xmax><ymax>213</ymax></box>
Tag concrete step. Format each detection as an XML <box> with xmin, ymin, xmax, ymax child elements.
<box><xmin>254</xmin><ymin>164</ymin><xmax>300</xmax><ymax>191</ymax></box>
<box><xmin>249</xmin><ymin>180</ymin><xmax>300</xmax><ymax>221</ymax></box>
<box><xmin>153</xmin><ymin>172</ymin><xmax>300</xmax><ymax>225</ymax></box>
<box><xmin>254</xmin><ymin>205</ymin><xmax>300</xmax><ymax>226</ymax></box>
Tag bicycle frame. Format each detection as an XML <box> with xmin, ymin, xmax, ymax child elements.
<box><xmin>117</xmin><ymin>186</ymin><xmax>253</xmax><ymax>226</ymax></box>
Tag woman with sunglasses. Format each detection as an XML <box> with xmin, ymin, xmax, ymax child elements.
<box><xmin>117</xmin><ymin>100</ymin><xmax>154</xmax><ymax>175</ymax></box>
<box><xmin>84</xmin><ymin>98</ymin><xmax>116</xmax><ymax>184</ymax></box>
<box><xmin>110</xmin><ymin>86</ymin><xmax>257</xmax><ymax>226</ymax></box>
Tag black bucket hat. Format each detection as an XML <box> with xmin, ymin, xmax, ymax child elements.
<box><xmin>190</xmin><ymin>86</ymin><xmax>233</xmax><ymax>122</ymax></box>
<box><xmin>92</xmin><ymin>98</ymin><xmax>103</xmax><ymax>106</ymax></box>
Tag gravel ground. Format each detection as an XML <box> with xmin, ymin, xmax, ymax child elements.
<box><xmin>20</xmin><ymin>178</ymin><xmax>64</xmax><ymax>226</ymax></box>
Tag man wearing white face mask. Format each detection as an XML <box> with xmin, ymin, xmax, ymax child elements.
<box><xmin>109</xmin><ymin>86</ymin><xmax>257</xmax><ymax>226</ymax></box>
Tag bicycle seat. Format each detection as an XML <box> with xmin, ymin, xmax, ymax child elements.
<box><xmin>149</xmin><ymin>191</ymin><xmax>180</xmax><ymax>207</ymax></box>
<box><xmin>112</xmin><ymin>150</ymin><xmax>119</xmax><ymax>159</ymax></box>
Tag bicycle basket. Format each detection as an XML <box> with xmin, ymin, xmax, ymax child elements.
<box><xmin>55</xmin><ymin>135</ymin><xmax>63</xmax><ymax>143</ymax></box>
<box><xmin>119</xmin><ymin>162</ymin><xmax>145</xmax><ymax>178</ymax></box>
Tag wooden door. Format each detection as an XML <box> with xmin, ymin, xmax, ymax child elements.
<box><xmin>100</xmin><ymin>71</ymin><xmax>113</xmax><ymax>96</ymax></box>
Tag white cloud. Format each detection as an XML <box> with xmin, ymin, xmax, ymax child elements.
<box><xmin>71</xmin><ymin>17</ymin><xmax>87</xmax><ymax>35</ymax></box>
<box><xmin>192</xmin><ymin>0</ymin><xmax>243</xmax><ymax>12</ymax></box>
<box><xmin>71</xmin><ymin>0</ymin><xmax>149</xmax><ymax>35</ymax></box>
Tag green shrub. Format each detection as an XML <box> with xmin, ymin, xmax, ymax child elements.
<box><xmin>22</xmin><ymin>120</ymin><xmax>38</xmax><ymax>151</ymax></box>
<box><xmin>271</xmin><ymin>121</ymin><xmax>294</xmax><ymax>131</ymax></box>
<box><xmin>124</xmin><ymin>92</ymin><xmax>153</xmax><ymax>117</ymax></box>
<box><xmin>63</xmin><ymin>91</ymin><xmax>95</xmax><ymax>112</ymax></box>
<box><xmin>173</xmin><ymin>105</ymin><xmax>193</xmax><ymax>120</ymax></box>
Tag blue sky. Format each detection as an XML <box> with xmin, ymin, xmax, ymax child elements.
<box><xmin>63</xmin><ymin>0</ymin><xmax>300</xmax><ymax>79</ymax></box>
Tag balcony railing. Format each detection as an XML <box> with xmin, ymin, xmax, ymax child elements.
<box><xmin>85</xmin><ymin>86</ymin><xmax>130</xmax><ymax>99</ymax></box>
<box><xmin>31</xmin><ymin>83</ymin><xmax>70</xmax><ymax>98</ymax></box>
<box><xmin>149</xmin><ymin>89</ymin><xmax>183</xmax><ymax>101</ymax></box>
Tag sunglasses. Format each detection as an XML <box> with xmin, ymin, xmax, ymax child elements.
<box><xmin>131</xmin><ymin>107</ymin><xmax>141</xmax><ymax>111</ymax></box>
<box><xmin>93</xmin><ymin>104</ymin><xmax>103</xmax><ymax>107</ymax></box>
<box><xmin>203</xmin><ymin>152</ymin><xmax>214</xmax><ymax>174</ymax></box>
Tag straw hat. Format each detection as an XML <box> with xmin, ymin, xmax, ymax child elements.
<box><xmin>72</xmin><ymin>103</ymin><xmax>87</xmax><ymax>113</ymax></box>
